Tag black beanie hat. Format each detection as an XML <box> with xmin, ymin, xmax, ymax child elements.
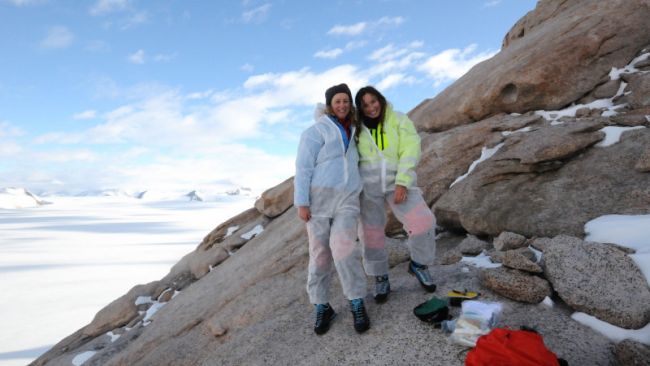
<box><xmin>325</xmin><ymin>83</ymin><xmax>352</xmax><ymax>106</ymax></box>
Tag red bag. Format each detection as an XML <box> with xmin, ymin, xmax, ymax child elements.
<box><xmin>465</xmin><ymin>328</ymin><xmax>561</xmax><ymax>366</ymax></box>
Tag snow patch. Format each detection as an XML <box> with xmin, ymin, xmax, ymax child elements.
<box><xmin>106</xmin><ymin>331</ymin><xmax>120</xmax><ymax>342</ymax></box>
<box><xmin>461</xmin><ymin>252</ymin><xmax>502</xmax><ymax>268</ymax></box>
<box><xmin>501</xmin><ymin>126</ymin><xmax>532</xmax><ymax>136</ymax></box>
<box><xmin>0</xmin><ymin>187</ymin><xmax>48</xmax><ymax>209</ymax></box>
<box><xmin>135</xmin><ymin>296</ymin><xmax>154</xmax><ymax>305</ymax></box>
<box><xmin>241</xmin><ymin>224</ymin><xmax>264</xmax><ymax>240</ymax></box>
<box><xmin>541</xmin><ymin>296</ymin><xmax>554</xmax><ymax>308</ymax></box>
<box><xmin>450</xmin><ymin>143</ymin><xmax>504</xmax><ymax>188</ymax></box>
<box><xmin>536</xmin><ymin>54</ymin><xmax>650</xmax><ymax>125</ymax></box>
<box><xmin>595</xmin><ymin>126</ymin><xmax>645</xmax><ymax>147</ymax></box>
<box><xmin>572</xmin><ymin>312</ymin><xmax>650</xmax><ymax>345</ymax></box>
<box><xmin>225</xmin><ymin>225</ymin><xmax>239</xmax><ymax>237</ymax></box>
<box><xmin>585</xmin><ymin>214</ymin><xmax>650</xmax><ymax>285</ymax></box>
<box><xmin>72</xmin><ymin>351</ymin><xmax>96</xmax><ymax>366</ymax></box>
<box><xmin>609</xmin><ymin>52</ymin><xmax>650</xmax><ymax>80</ymax></box>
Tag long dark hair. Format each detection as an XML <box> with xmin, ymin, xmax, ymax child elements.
<box><xmin>354</xmin><ymin>85</ymin><xmax>387</xmax><ymax>140</ymax></box>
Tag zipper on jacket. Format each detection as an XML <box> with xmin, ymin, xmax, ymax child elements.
<box><xmin>362</xmin><ymin>126</ymin><xmax>387</xmax><ymax>193</ymax></box>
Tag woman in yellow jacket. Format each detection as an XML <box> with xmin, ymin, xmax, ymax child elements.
<box><xmin>355</xmin><ymin>86</ymin><xmax>437</xmax><ymax>303</ymax></box>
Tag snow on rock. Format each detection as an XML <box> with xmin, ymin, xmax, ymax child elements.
<box><xmin>609</xmin><ymin>52</ymin><xmax>650</xmax><ymax>80</ymax></box>
<box><xmin>135</xmin><ymin>295</ymin><xmax>169</xmax><ymax>326</ymax></box>
<box><xmin>71</xmin><ymin>351</ymin><xmax>96</xmax><ymax>366</ymax></box>
<box><xmin>461</xmin><ymin>251</ymin><xmax>502</xmax><ymax>269</ymax></box>
<box><xmin>542</xmin><ymin>296</ymin><xmax>554</xmax><ymax>308</ymax></box>
<box><xmin>585</xmin><ymin>214</ymin><xmax>650</xmax><ymax>286</ymax></box>
<box><xmin>595</xmin><ymin>126</ymin><xmax>646</xmax><ymax>147</ymax></box>
<box><xmin>106</xmin><ymin>331</ymin><xmax>120</xmax><ymax>342</ymax></box>
<box><xmin>450</xmin><ymin>143</ymin><xmax>504</xmax><ymax>188</ymax></box>
<box><xmin>240</xmin><ymin>224</ymin><xmax>264</xmax><ymax>240</ymax></box>
<box><xmin>0</xmin><ymin>187</ymin><xmax>48</xmax><ymax>209</ymax></box>
<box><xmin>225</xmin><ymin>225</ymin><xmax>239</xmax><ymax>237</ymax></box>
<box><xmin>572</xmin><ymin>312</ymin><xmax>650</xmax><ymax>345</ymax></box>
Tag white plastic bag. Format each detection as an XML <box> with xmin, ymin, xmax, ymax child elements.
<box><xmin>449</xmin><ymin>300</ymin><xmax>502</xmax><ymax>347</ymax></box>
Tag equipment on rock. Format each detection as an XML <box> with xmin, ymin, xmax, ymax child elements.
<box><xmin>465</xmin><ymin>327</ymin><xmax>566</xmax><ymax>366</ymax></box>
<box><xmin>413</xmin><ymin>296</ymin><xmax>450</xmax><ymax>323</ymax></box>
<box><xmin>447</xmin><ymin>289</ymin><xmax>480</xmax><ymax>306</ymax></box>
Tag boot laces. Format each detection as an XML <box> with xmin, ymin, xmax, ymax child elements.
<box><xmin>350</xmin><ymin>299</ymin><xmax>365</xmax><ymax>318</ymax></box>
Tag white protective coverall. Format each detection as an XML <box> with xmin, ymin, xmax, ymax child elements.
<box><xmin>357</xmin><ymin>105</ymin><xmax>436</xmax><ymax>276</ymax></box>
<box><xmin>294</xmin><ymin>104</ymin><xmax>367</xmax><ymax>304</ymax></box>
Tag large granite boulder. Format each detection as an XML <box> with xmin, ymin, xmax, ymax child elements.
<box><xmin>493</xmin><ymin>232</ymin><xmax>527</xmax><ymax>251</ymax></box>
<box><xmin>434</xmin><ymin>122</ymin><xmax>650</xmax><ymax>237</ymax></box>
<box><xmin>479</xmin><ymin>267</ymin><xmax>551</xmax><ymax>303</ymax></box>
<box><xmin>543</xmin><ymin>235</ymin><xmax>650</xmax><ymax>329</ymax></box>
<box><xmin>409</xmin><ymin>0</ymin><xmax>650</xmax><ymax>132</ymax></box>
<box><xmin>254</xmin><ymin>176</ymin><xmax>294</xmax><ymax>218</ymax></box>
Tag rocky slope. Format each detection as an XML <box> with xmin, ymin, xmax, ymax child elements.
<box><xmin>32</xmin><ymin>0</ymin><xmax>650</xmax><ymax>365</ymax></box>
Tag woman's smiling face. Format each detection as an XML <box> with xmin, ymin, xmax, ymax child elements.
<box><xmin>361</xmin><ymin>93</ymin><xmax>381</xmax><ymax>119</ymax></box>
<box><xmin>331</xmin><ymin>92</ymin><xmax>351</xmax><ymax>120</ymax></box>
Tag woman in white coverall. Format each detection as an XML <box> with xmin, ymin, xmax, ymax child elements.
<box><xmin>294</xmin><ymin>83</ymin><xmax>370</xmax><ymax>335</ymax></box>
<box><xmin>355</xmin><ymin>86</ymin><xmax>437</xmax><ymax>303</ymax></box>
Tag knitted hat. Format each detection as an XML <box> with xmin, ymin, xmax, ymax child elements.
<box><xmin>325</xmin><ymin>83</ymin><xmax>352</xmax><ymax>106</ymax></box>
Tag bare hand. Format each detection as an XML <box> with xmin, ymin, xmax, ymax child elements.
<box><xmin>393</xmin><ymin>185</ymin><xmax>407</xmax><ymax>204</ymax></box>
<box><xmin>298</xmin><ymin>206</ymin><xmax>311</xmax><ymax>222</ymax></box>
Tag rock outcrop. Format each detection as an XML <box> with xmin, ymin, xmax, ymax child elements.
<box><xmin>542</xmin><ymin>235</ymin><xmax>650</xmax><ymax>329</ymax></box>
<box><xmin>409</xmin><ymin>0</ymin><xmax>650</xmax><ymax>132</ymax></box>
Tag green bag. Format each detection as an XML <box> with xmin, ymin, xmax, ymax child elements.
<box><xmin>413</xmin><ymin>296</ymin><xmax>449</xmax><ymax>323</ymax></box>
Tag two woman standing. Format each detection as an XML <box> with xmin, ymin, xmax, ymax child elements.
<box><xmin>294</xmin><ymin>83</ymin><xmax>436</xmax><ymax>335</ymax></box>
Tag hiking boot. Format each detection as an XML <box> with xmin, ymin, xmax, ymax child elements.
<box><xmin>374</xmin><ymin>274</ymin><xmax>391</xmax><ymax>303</ymax></box>
<box><xmin>408</xmin><ymin>260</ymin><xmax>437</xmax><ymax>292</ymax></box>
<box><xmin>314</xmin><ymin>303</ymin><xmax>336</xmax><ymax>335</ymax></box>
<box><xmin>349</xmin><ymin>298</ymin><xmax>370</xmax><ymax>333</ymax></box>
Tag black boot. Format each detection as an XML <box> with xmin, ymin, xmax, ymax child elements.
<box><xmin>314</xmin><ymin>303</ymin><xmax>336</xmax><ymax>335</ymax></box>
<box><xmin>374</xmin><ymin>274</ymin><xmax>391</xmax><ymax>303</ymax></box>
<box><xmin>349</xmin><ymin>298</ymin><xmax>370</xmax><ymax>333</ymax></box>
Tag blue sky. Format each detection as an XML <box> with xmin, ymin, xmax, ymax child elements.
<box><xmin>0</xmin><ymin>0</ymin><xmax>536</xmax><ymax>195</ymax></box>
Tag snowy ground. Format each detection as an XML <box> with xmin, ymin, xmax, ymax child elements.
<box><xmin>0</xmin><ymin>195</ymin><xmax>255</xmax><ymax>366</ymax></box>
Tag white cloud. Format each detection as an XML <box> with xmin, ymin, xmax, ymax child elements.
<box><xmin>40</xmin><ymin>26</ymin><xmax>74</xmax><ymax>49</ymax></box>
<box><xmin>73</xmin><ymin>110</ymin><xmax>97</xmax><ymax>120</ymax></box>
<box><xmin>345</xmin><ymin>40</ymin><xmax>367</xmax><ymax>50</ymax></box>
<box><xmin>5</xmin><ymin>0</ymin><xmax>39</xmax><ymax>6</ymax></box>
<box><xmin>186</xmin><ymin>90</ymin><xmax>214</xmax><ymax>100</ymax></box>
<box><xmin>128</xmin><ymin>49</ymin><xmax>145</xmax><ymax>64</ymax></box>
<box><xmin>0</xmin><ymin>141</ymin><xmax>22</xmax><ymax>156</ymax></box>
<box><xmin>0</xmin><ymin>122</ymin><xmax>24</xmax><ymax>138</ymax></box>
<box><xmin>369</xmin><ymin>44</ymin><xmax>408</xmax><ymax>62</ymax></box>
<box><xmin>153</xmin><ymin>53</ymin><xmax>175</xmax><ymax>62</ymax></box>
<box><xmin>418</xmin><ymin>44</ymin><xmax>497</xmax><ymax>86</ymax></box>
<box><xmin>377</xmin><ymin>16</ymin><xmax>405</xmax><ymax>27</ymax></box>
<box><xmin>36</xmin><ymin>64</ymin><xmax>368</xmax><ymax>149</ymax></box>
<box><xmin>241</xmin><ymin>63</ymin><xmax>254</xmax><ymax>72</ymax></box>
<box><xmin>0</xmin><ymin>121</ymin><xmax>24</xmax><ymax>157</ymax></box>
<box><xmin>365</xmin><ymin>43</ymin><xmax>426</xmax><ymax>77</ymax></box>
<box><xmin>376</xmin><ymin>73</ymin><xmax>416</xmax><ymax>91</ymax></box>
<box><xmin>484</xmin><ymin>0</ymin><xmax>502</xmax><ymax>7</ymax></box>
<box><xmin>86</xmin><ymin>40</ymin><xmax>111</xmax><ymax>52</ymax></box>
<box><xmin>328</xmin><ymin>16</ymin><xmax>404</xmax><ymax>37</ymax></box>
<box><xmin>120</xmin><ymin>10</ymin><xmax>148</xmax><ymax>29</ymax></box>
<box><xmin>328</xmin><ymin>22</ymin><xmax>367</xmax><ymax>36</ymax></box>
<box><xmin>314</xmin><ymin>48</ymin><xmax>343</xmax><ymax>59</ymax></box>
<box><xmin>90</xmin><ymin>0</ymin><xmax>129</xmax><ymax>15</ymax></box>
<box><xmin>33</xmin><ymin>149</ymin><xmax>98</xmax><ymax>162</ymax></box>
<box><xmin>242</xmin><ymin>3</ymin><xmax>271</xmax><ymax>24</ymax></box>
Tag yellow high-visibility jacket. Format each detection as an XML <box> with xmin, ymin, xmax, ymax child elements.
<box><xmin>357</xmin><ymin>104</ymin><xmax>421</xmax><ymax>194</ymax></box>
